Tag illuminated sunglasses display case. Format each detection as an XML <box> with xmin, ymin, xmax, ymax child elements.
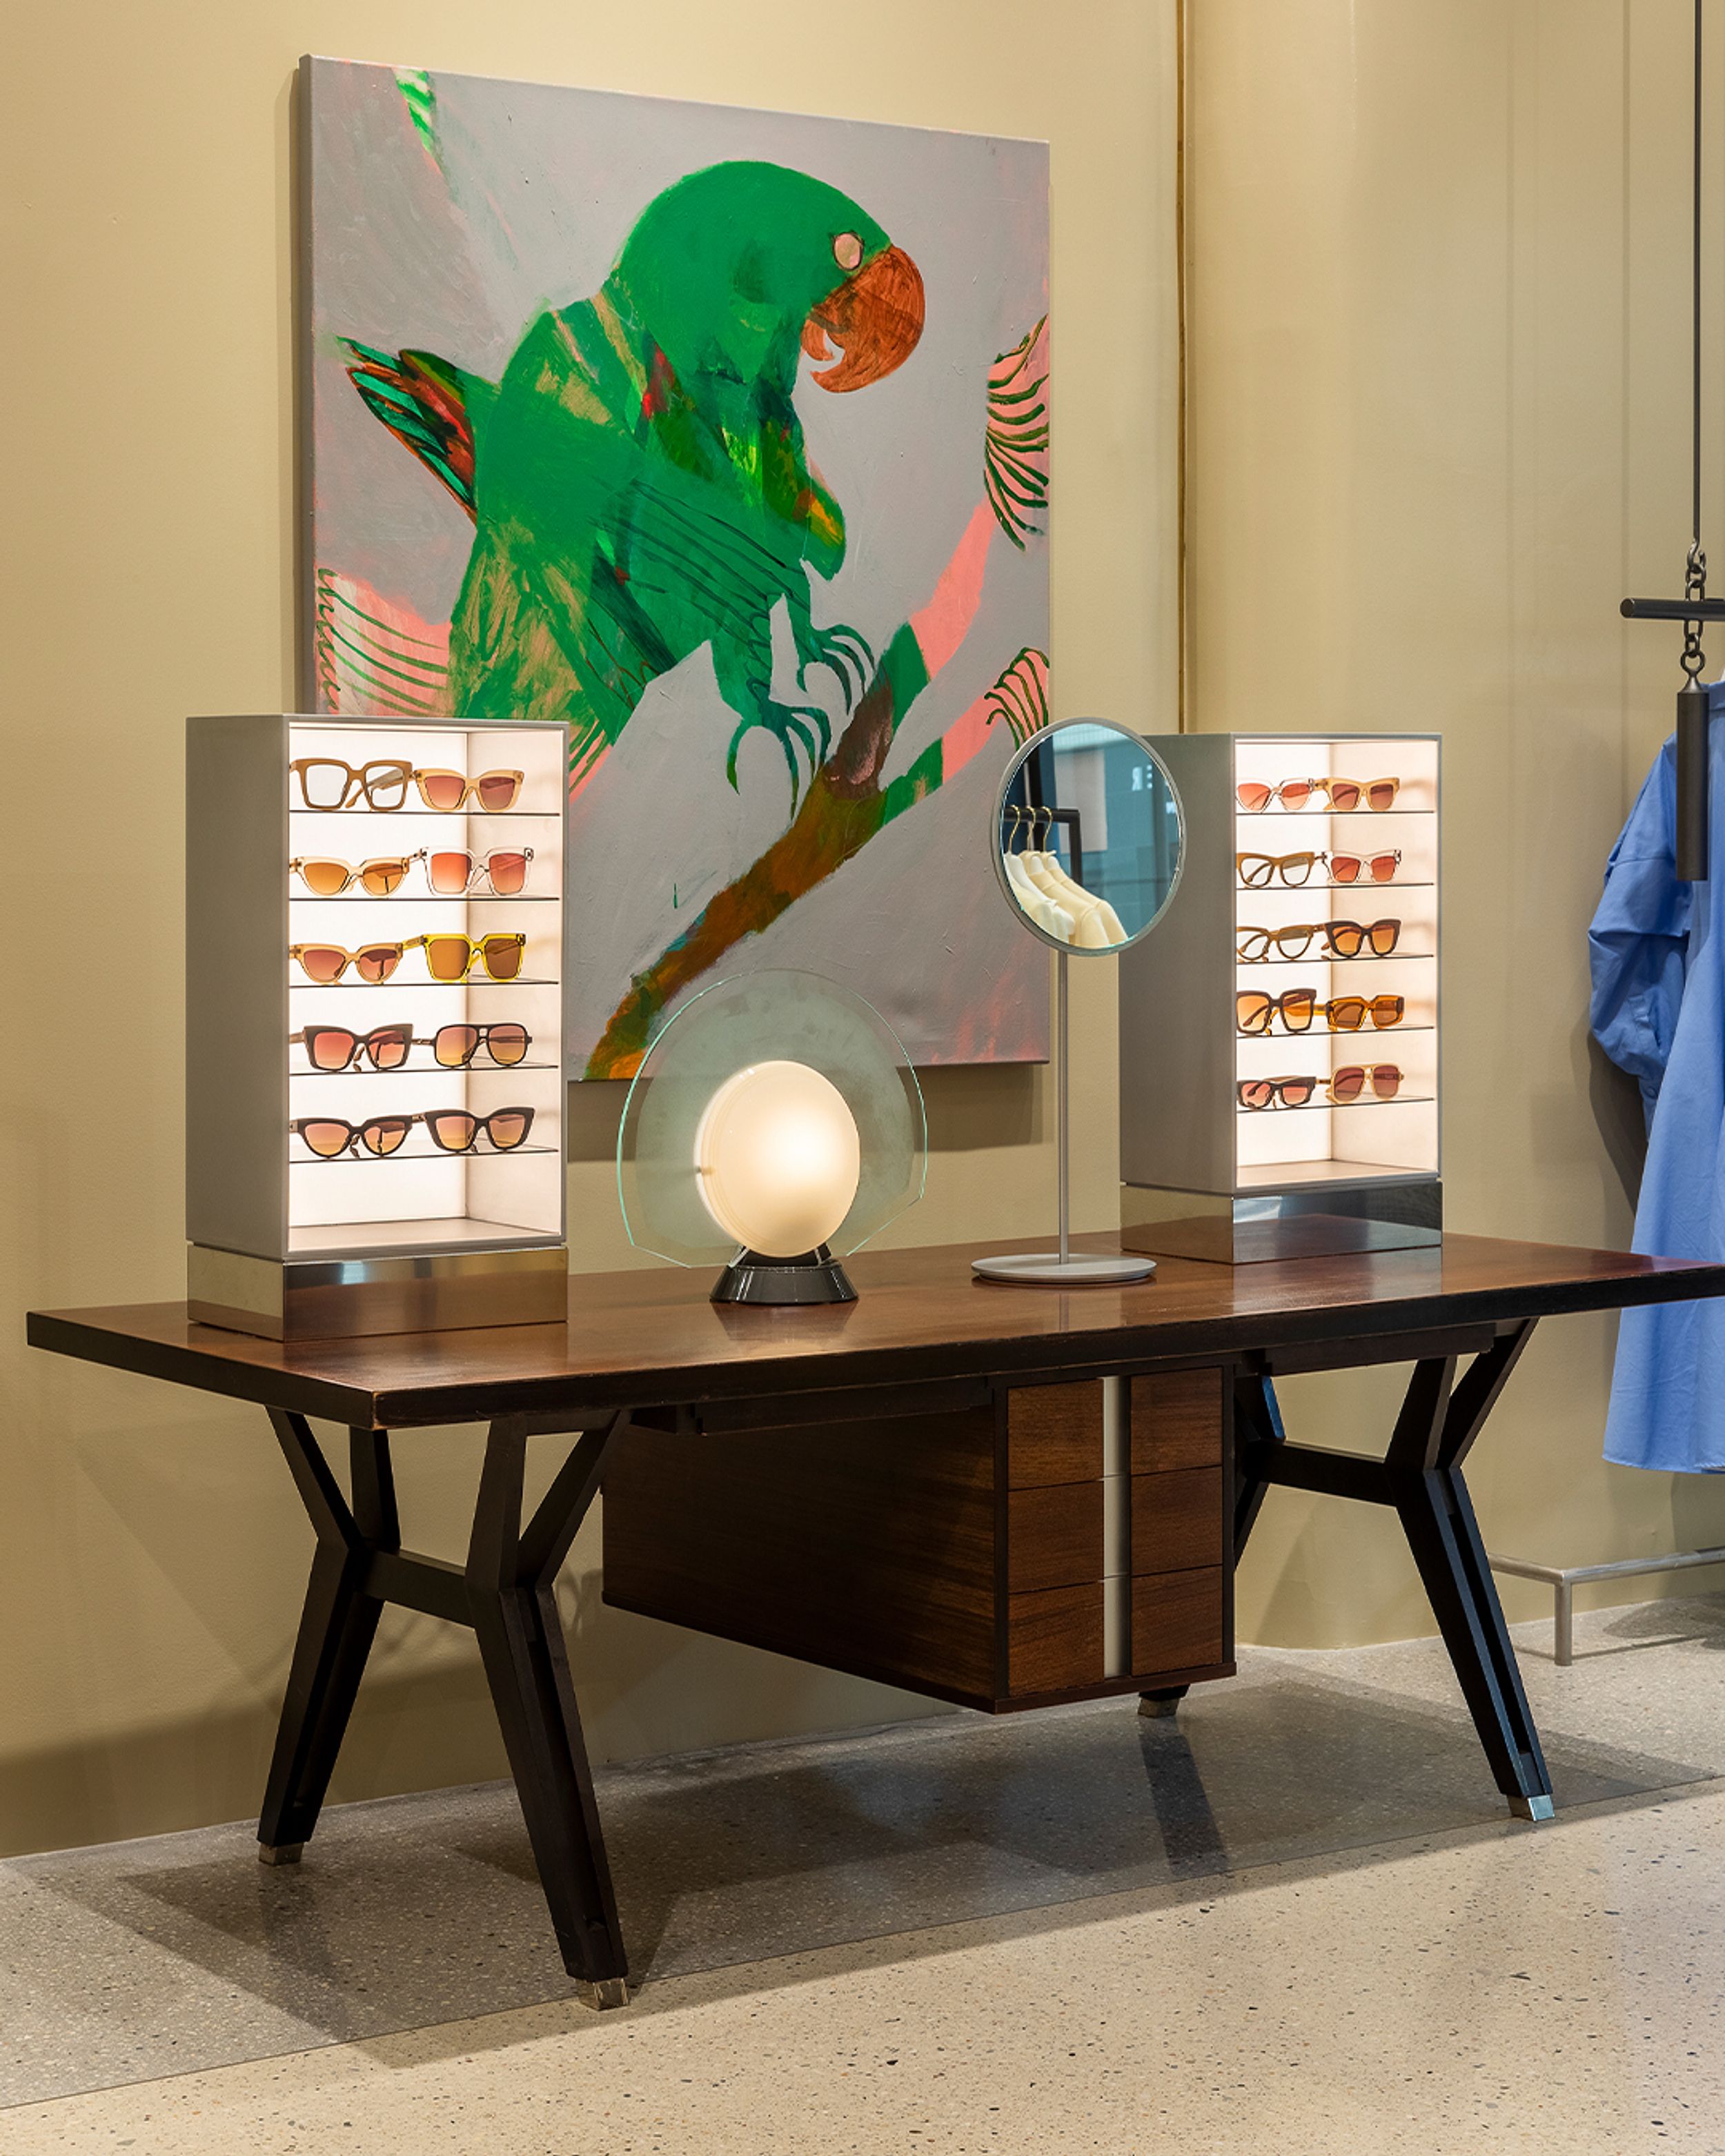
<box><xmin>1117</xmin><ymin>732</ymin><xmax>1440</xmax><ymax>1263</ymax></box>
<box><xmin>186</xmin><ymin>715</ymin><xmax>568</xmax><ymax>1338</ymax></box>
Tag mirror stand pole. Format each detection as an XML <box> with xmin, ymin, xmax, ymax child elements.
<box><xmin>1056</xmin><ymin>947</ymin><xmax>1070</xmax><ymax>1263</ymax></box>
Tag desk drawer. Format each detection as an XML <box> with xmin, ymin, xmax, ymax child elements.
<box><xmin>1132</xmin><ymin>1369</ymin><xmax>1224</xmax><ymax>1472</ymax></box>
<box><xmin>602</xmin><ymin>1369</ymin><xmax>1234</xmax><ymax>1713</ymax></box>
<box><xmin>1131</xmin><ymin>1467</ymin><xmax>1224</xmax><ymax>1576</ymax></box>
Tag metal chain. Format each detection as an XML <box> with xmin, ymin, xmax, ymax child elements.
<box><xmin>1684</xmin><ymin>0</ymin><xmax>1708</xmax><ymax>683</ymax></box>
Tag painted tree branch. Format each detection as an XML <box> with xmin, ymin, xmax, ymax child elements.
<box><xmin>585</xmin><ymin>506</ymin><xmax>1046</xmax><ymax>1078</ymax></box>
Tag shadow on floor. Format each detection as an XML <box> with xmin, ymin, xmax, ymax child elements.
<box><xmin>3</xmin><ymin>1658</ymin><xmax>1715</xmax><ymax>2108</ymax></box>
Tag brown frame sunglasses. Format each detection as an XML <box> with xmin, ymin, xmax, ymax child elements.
<box><xmin>1236</xmin><ymin>989</ymin><xmax>1406</xmax><ymax>1036</ymax></box>
<box><xmin>1237</xmin><ymin>919</ymin><xmax>1402</xmax><ymax>961</ymax></box>
<box><xmin>290</xmin><ymin>1105</ymin><xmax>535</xmax><ymax>1159</ymax></box>
<box><xmin>1236</xmin><ymin>1075</ymin><xmax>1318</xmax><ymax>1109</ymax></box>
<box><xmin>1237</xmin><ymin>851</ymin><xmax>1324</xmax><ymax>889</ymax></box>
<box><xmin>291</xmin><ymin>1022</ymin><xmax>531</xmax><ymax>1071</ymax></box>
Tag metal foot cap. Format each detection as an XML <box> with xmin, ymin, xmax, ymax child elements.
<box><xmin>575</xmin><ymin>1975</ymin><xmax>631</xmax><ymax>2011</ymax></box>
<box><xmin>1508</xmin><ymin>1794</ymin><xmax>1555</xmax><ymax>1823</ymax></box>
<box><xmin>258</xmin><ymin>1841</ymin><xmax>304</xmax><ymax>1866</ymax></box>
<box><xmin>1138</xmin><ymin>1697</ymin><xmax>1181</xmax><ymax>1719</ymax></box>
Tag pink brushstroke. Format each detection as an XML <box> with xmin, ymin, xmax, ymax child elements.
<box><xmin>910</xmin><ymin>502</ymin><xmax>996</xmax><ymax>676</ymax></box>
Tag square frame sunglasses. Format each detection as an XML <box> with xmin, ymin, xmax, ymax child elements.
<box><xmin>289</xmin><ymin>847</ymin><xmax>533</xmax><ymax>898</ymax></box>
<box><xmin>290</xmin><ymin>759</ymin><xmax>524</xmax><ymax>813</ymax></box>
<box><xmin>288</xmin><ymin>932</ymin><xmax>528</xmax><ymax>984</ymax></box>
<box><xmin>291</xmin><ymin>1022</ymin><xmax>532</xmax><ymax>1071</ymax></box>
<box><xmin>1237</xmin><ymin>918</ymin><xmax>1401</xmax><ymax>961</ymax></box>
<box><xmin>1235</xmin><ymin>776</ymin><xmax>1401</xmax><ymax>813</ymax></box>
<box><xmin>1236</xmin><ymin>1064</ymin><xmax>1403</xmax><ymax>1109</ymax></box>
<box><xmin>1236</xmin><ymin>990</ymin><xmax>1406</xmax><ymax>1036</ymax></box>
<box><xmin>290</xmin><ymin>1106</ymin><xmax>537</xmax><ymax>1159</ymax></box>
<box><xmin>1237</xmin><ymin>850</ymin><xmax>1403</xmax><ymax>888</ymax></box>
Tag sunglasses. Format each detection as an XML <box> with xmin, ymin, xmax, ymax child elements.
<box><xmin>1237</xmin><ymin>851</ymin><xmax>1323</xmax><ymax>889</ymax></box>
<box><xmin>1236</xmin><ymin>990</ymin><xmax>1406</xmax><ymax>1036</ymax></box>
<box><xmin>1236</xmin><ymin>777</ymin><xmax>1400</xmax><ymax>814</ymax></box>
<box><xmin>1328</xmin><ymin>1062</ymin><xmax>1403</xmax><ymax>1102</ymax></box>
<box><xmin>1236</xmin><ymin>1065</ymin><xmax>1404</xmax><ymax>1110</ymax></box>
<box><xmin>289</xmin><ymin>932</ymin><xmax>527</xmax><ymax>985</ymax></box>
<box><xmin>290</xmin><ymin>1106</ymin><xmax>535</xmax><ymax>1160</ymax></box>
<box><xmin>422</xmin><ymin>847</ymin><xmax>533</xmax><ymax>896</ymax></box>
<box><xmin>1330</xmin><ymin>850</ymin><xmax>1401</xmax><ymax>885</ymax></box>
<box><xmin>1237</xmin><ymin>919</ymin><xmax>1402</xmax><ymax>962</ymax></box>
<box><xmin>1236</xmin><ymin>1075</ymin><xmax>1317</xmax><ymax>1109</ymax></box>
<box><xmin>292</xmin><ymin>1022</ymin><xmax>531</xmax><ymax>1072</ymax></box>
<box><xmin>289</xmin><ymin>848</ymin><xmax>533</xmax><ymax>898</ymax></box>
<box><xmin>290</xmin><ymin>759</ymin><xmax>524</xmax><ymax>813</ymax></box>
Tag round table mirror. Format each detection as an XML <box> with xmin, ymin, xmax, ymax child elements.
<box><xmin>992</xmin><ymin>719</ymin><xmax>1185</xmax><ymax>951</ymax></box>
<box><xmin>976</xmin><ymin>718</ymin><xmax>1186</xmax><ymax>1286</ymax></box>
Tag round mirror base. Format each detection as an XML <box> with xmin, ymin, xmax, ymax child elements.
<box><xmin>711</xmin><ymin>1246</ymin><xmax>858</xmax><ymax>1306</ymax></box>
<box><xmin>971</xmin><ymin>1252</ymin><xmax>1158</xmax><ymax>1287</ymax></box>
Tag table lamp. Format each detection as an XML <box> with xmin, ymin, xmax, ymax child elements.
<box><xmin>618</xmin><ymin>969</ymin><xmax>925</xmax><ymax>1303</ymax></box>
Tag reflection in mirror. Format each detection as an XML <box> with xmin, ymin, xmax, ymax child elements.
<box><xmin>996</xmin><ymin>721</ymin><xmax>1184</xmax><ymax>952</ymax></box>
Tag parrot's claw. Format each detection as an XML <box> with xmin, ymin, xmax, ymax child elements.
<box><xmin>793</xmin><ymin>620</ymin><xmax>875</xmax><ymax>714</ymax></box>
<box><xmin>724</xmin><ymin>700</ymin><xmax>834</xmax><ymax>808</ymax></box>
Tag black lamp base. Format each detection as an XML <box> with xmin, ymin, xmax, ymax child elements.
<box><xmin>710</xmin><ymin>1246</ymin><xmax>858</xmax><ymax>1305</ymax></box>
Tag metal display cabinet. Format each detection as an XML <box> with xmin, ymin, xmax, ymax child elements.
<box><xmin>1117</xmin><ymin>733</ymin><xmax>1440</xmax><ymax>1263</ymax></box>
<box><xmin>186</xmin><ymin>714</ymin><xmax>569</xmax><ymax>1338</ymax></box>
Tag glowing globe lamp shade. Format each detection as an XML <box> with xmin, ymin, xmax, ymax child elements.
<box><xmin>694</xmin><ymin>1061</ymin><xmax>862</xmax><ymax>1258</ymax></box>
<box><xmin>616</xmin><ymin>967</ymin><xmax>926</xmax><ymax>1305</ymax></box>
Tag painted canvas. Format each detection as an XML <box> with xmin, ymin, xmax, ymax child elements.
<box><xmin>302</xmin><ymin>57</ymin><xmax>1050</xmax><ymax>1076</ymax></box>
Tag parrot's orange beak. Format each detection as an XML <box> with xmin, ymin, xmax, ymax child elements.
<box><xmin>801</xmin><ymin>244</ymin><xmax>925</xmax><ymax>392</ymax></box>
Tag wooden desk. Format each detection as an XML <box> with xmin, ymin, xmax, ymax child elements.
<box><xmin>28</xmin><ymin>1232</ymin><xmax>1724</xmax><ymax>2009</ymax></box>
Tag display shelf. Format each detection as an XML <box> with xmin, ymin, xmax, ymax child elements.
<box><xmin>288</xmin><ymin>977</ymin><xmax>561</xmax><ymax>989</ymax></box>
<box><xmin>1234</xmin><ymin>1156</ymin><xmax>1438</xmax><ymax>1191</ymax></box>
<box><xmin>1121</xmin><ymin>731</ymin><xmax>1441</xmax><ymax>1260</ymax></box>
<box><xmin>287</xmin><ymin>1215</ymin><xmax>561</xmax><ymax>1259</ymax></box>
<box><xmin>1239</xmin><ymin>952</ymin><xmax>1435</xmax><ymax>966</ymax></box>
<box><xmin>1234</xmin><ymin>1096</ymin><xmax>1435</xmax><ymax>1116</ymax></box>
<box><xmin>294</xmin><ymin>1061</ymin><xmax>560</xmax><ymax>1078</ymax></box>
<box><xmin>187</xmin><ymin>713</ymin><xmax>570</xmax><ymax>1337</ymax></box>
<box><xmin>290</xmin><ymin>1145</ymin><xmax>559</xmax><ymax>1165</ymax></box>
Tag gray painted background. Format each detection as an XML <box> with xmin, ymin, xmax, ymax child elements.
<box><xmin>306</xmin><ymin>57</ymin><xmax>1050</xmax><ymax>1069</ymax></box>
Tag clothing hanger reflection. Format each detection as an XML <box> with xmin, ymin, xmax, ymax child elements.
<box><xmin>1023</xmin><ymin>807</ymin><xmax>1127</xmax><ymax>947</ymax></box>
<box><xmin>1000</xmin><ymin>807</ymin><xmax>1074</xmax><ymax>941</ymax></box>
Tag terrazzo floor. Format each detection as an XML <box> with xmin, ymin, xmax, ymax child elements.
<box><xmin>4</xmin><ymin>1596</ymin><xmax>1725</xmax><ymax>2151</ymax></box>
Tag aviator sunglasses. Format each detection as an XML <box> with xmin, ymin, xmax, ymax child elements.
<box><xmin>1237</xmin><ymin>919</ymin><xmax>1402</xmax><ymax>961</ymax></box>
<box><xmin>290</xmin><ymin>847</ymin><xmax>533</xmax><ymax>898</ymax></box>
<box><xmin>1236</xmin><ymin>777</ymin><xmax>1401</xmax><ymax>813</ymax></box>
<box><xmin>289</xmin><ymin>932</ymin><xmax>527</xmax><ymax>984</ymax></box>
<box><xmin>290</xmin><ymin>759</ymin><xmax>524</xmax><ymax>813</ymax></box>
<box><xmin>291</xmin><ymin>1022</ymin><xmax>531</xmax><ymax>1072</ymax></box>
<box><xmin>291</xmin><ymin>1106</ymin><xmax>535</xmax><ymax>1160</ymax></box>
<box><xmin>1236</xmin><ymin>990</ymin><xmax>1406</xmax><ymax>1036</ymax></box>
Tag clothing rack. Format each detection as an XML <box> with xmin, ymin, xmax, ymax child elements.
<box><xmin>1486</xmin><ymin>1547</ymin><xmax>1725</xmax><ymax>1665</ymax></box>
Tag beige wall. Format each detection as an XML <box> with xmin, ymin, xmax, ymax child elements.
<box><xmin>0</xmin><ymin>3</ymin><xmax>1179</xmax><ymax>1852</ymax></box>
<box><xmin>1187</xmin><ymin>0</ymin><xmax>1725</xmax><ymax>1644</ymax></box>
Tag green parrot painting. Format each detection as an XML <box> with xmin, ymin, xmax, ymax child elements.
<box><xmin>341</xmin><ymin>161</ymin><xmax>926</xmax><ymax>800</ymax></box>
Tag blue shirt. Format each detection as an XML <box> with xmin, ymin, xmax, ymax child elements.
<box><xmin>1590</xmin><ymin>724</ymin><xmax>1725</xmax><ymax>1470</ymax></box>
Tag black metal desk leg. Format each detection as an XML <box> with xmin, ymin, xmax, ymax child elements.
<box><xmin>1247</xmin><ymin>1325</ymin><xmax>1553</xmax><ymax>1820</ymax></box>
<box><xmin>1389</xmin><ymin>1327</ymin><xmax>1552</xmax><ymax>1819</ymax></box>
<box><xmin>467</xmin><ymin>1416</ymin><xmax>629</xmax><ymax>2008</ymax></box>
<box><xmin>259</xmin><ymin>1417</ymin><xmax>394</xmax><ymax>1861</ymax></box>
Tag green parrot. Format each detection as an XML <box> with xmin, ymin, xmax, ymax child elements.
<box><xmin>340</xmin><ymin>160</ymin><xmax>925</xmax><ymax>798</ymax></box>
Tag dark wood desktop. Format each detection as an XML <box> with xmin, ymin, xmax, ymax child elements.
<box><xmin>28</xmin><ymin>1231</ymin><xmax>1723</xmax><ymax>2008</ymax></box>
